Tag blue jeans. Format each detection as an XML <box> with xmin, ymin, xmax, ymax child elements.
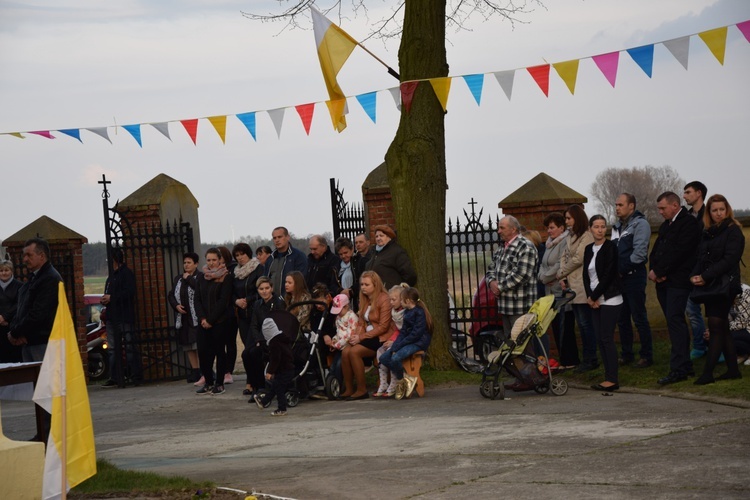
<box><xmin>573</xmin><ymin>304</ymin><xmax>598</xmax><ymax>366</ymax></box>
<box><xmin>617</xmin><ymin>268</ymin><xmax>653</xmax><ymax>362</ymax></box>
<box><xmin>380</xmin><ymin>344</ymin><xmax>422</xmax><ymax>380</ymax></box>
<box><xmin>685</xmin><ymin>297</ymin><xmax>706</xmax><ymax>351</ymax></box>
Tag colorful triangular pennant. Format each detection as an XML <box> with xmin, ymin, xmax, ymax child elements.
<box><xmin>429</xmin><ymin>77</ymin><xmax>452</xmax><ymax>112</ymax></box>
<box><xmin>180</xmin><ymin>119</ymin><xmax>198</xmax><ymax>145</ymax></box>
<box><xmin>698</xmin><ymin>26</ymin><xmax>728</xmax><ymax>65</ymax></box>
<box><xmin>236</xmin><ymin>112</ymin><xmax>257</xmax><ymax>141</ymax></box>
<box><xmin>324</xmin><ymin>99</ymin><xmax>347</xmax><ymax>133</ymax></box>
<box><xmin>4</xmin><ymin>132</ymin><xmax>25</xmax><ymax>139</ymax></box>
<box><xmin>400</xmin><ymin>82</ymin><xmax>419</xmax><ymax>114</ymax></box>
<box><xmin>627</xmin><ymin>44</ymin><xmax>654</xmax><ymax>77</ymax></box>
<box><xmin>29</xmin><ymin>131</ymin><xmax>55</xmax><ymax>139</ymax></box>
<box><xmin>150</xmin><ymin>122</ymin><xmax>171</xmax><ymax>141</ymax></box>
<box><xmin>552</xmin><ymin>59</ymin><xmax>580</xmax><ymax>95</ymax></box>
<box><xmin>462</xmin><ymin>74</ymin><xmax>484</xmax><ymax>105</ymax></box>
<box><xmin>295</xmin><ymin>103</ymin><xmax>315</xmax><ymax>135</ymax></box>
<box><xmin>268</xmin><ymin>108</ymin><xmax>285</xmax><ymax>139</ymax></box>
<box><xmin>527</xmin><ymin>64</ymin><xmax>550</xmax><ymax>97</ymax></box>
<box><xmin>207</xmin><ymin>115</ymin><xmax>227</xmax><ymax>144</ymax></box>
<box><xmin>738</xmin><ymin>20</ymin><xmax>750</xmax><ymax>43</ymax></box>
<box><xmin>388</xmin><ymin>87</ymin><xmax>402</xmax><ymax>111</ymax></box>
<box><xmin>592</xmin><ymin>52</ymin><xmax>619</xmax><ymax>87</ymax></box>
<box><xmin>85</xmin><ymin>127</ymin><xmax>111</xmax><ymax>144</ymax></box>
<box><xmin>122</xmin><ymin>124</ymin><xmax>142</xmax><ymax>147</ymax></box>
<box><xmin>58</xmin><ymin>129</ymin><xmax>82</xmax><ymax>143</ymax></box>
<box><xmin>663</xmin><ymin>36</ymin><xmax>690</xmax><ymax>70</ymax></box>
<box><xmin>493</xmin><ymin>70</ymin><xmax>515</xmax><ymax>100</ymax></box>
<box><xmin>355</xmin><ymin>92</ymin><xmax>377</xmax><ymax>123</ymax></box>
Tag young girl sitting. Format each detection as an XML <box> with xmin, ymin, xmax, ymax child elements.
<box><xmin>373</xmin><ymin>285</ymin><xmax>407</xmax><ymax>397</ymax></box>
<box><xmin>380</xmin><ymin>286</ymin><xmax>433</xmax><ymax>400</ymax></box>
<box><xmin>327</xmin><ymin>293</ymin><xmax>359</xmax><ymax>382</ymax></box>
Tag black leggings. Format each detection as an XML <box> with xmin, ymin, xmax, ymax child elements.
<box><xmin>197</xmin><ymin>321</ymin><xmax>231</xmax><ymax>386</ymax></box>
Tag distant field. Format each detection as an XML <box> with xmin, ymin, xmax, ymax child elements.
<box><xmin>84</xmin><ymin>275</ymin><xmax>107</xmax><ymax>295</ymax></box>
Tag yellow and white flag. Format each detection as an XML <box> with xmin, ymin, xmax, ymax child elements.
<box><xmin>33</xmin><ymin>282</ymin><xmax>97</xmax><ymax>500</ymax></box>
<box><xmin>311</xmin><ymin>6</ymin><xmax>358</xmax><ymax>132</ymax></box>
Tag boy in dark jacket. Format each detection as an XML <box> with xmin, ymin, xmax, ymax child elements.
<box><xmin>253</xmin><ymin>314</ymin><xmax>295</xmax><ymax>416</ymax></box>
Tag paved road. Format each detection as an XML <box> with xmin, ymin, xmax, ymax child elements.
<box><xmin>2</xmin><ymin>378</ymin><xmax>749</xmax><ymax>499</ymax></box>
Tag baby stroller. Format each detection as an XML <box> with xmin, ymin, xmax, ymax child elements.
<box><xmin>257</xmin><ymin>301</ymin><xmax>334</xmax><ymax>408</ymax></box>
<box><xmin>479</xmin><ymin>290</ymin><xmax>576</xmax><ymax>400</ymax></box>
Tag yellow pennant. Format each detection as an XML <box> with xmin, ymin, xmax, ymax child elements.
<box><xmin>553</xmin><ymin>59</ymin><xmax>580</xmax><ymax>95</ymax></box>
<box><xmin>429</xmin><ymin>77</ymin><xmax>452</xmax><ymax>112</ymax></box>
<box><xmin>325</xmin><ymin>99</ymin><xmax>348</xmax><ymax>133</ymax></box>
<box><xmin>699</xmin><ymin>27</ymin><xmax>728</xmax><ymax>65</ymax></box>
<box><xmin>207</xmin><ymin>115</ymin><xmax>227</xmax><ymax>144</ymax></box>
<box><xmin>5</xmin><ymin>132</ymin><xmax>25</xmax><ymax>139</ymax></box>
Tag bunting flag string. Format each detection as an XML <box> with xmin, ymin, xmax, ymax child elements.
<box><xmin>2</xmin><ymin>20</ymin><xmax>747</xmax><ymax>145</ymax></box>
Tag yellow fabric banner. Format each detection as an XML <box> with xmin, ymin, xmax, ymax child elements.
<box><xmin>699</xmin><ymin>27</ymin><xmax>728</xmax><ymax>65</ymax></box>
<box><xmin>553</xmin><ymin>59</ymin><xmax>580</xmax><ymax>95</ymax></box>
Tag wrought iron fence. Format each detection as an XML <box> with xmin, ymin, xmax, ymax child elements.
<box><xmin>330</xmin><ymin>178</ymin><xmax>366</xmax><ymax>241</ymax></box>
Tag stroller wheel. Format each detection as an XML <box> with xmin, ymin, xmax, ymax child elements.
<box><xmin>325</xmin><ymin>374</ymin><xmax>341</xmax><ymax>400</ymax></box>
<box><xmin>480</xmin><ymin>380</ymin><xmax>504</xmax><ymax>400</ymax></box>
<box><xmin>550</xmin><ymin>377</ymin><xmax>568</xmax><ymax>396</ymax></box>
<box><xmin>286</xmin><ymin>390</ymin><xmax>300</xmax><ymax>408</ymax></box>
<box><xmin>533</xmin><ymin>382</ymin><xmax>550</xmax><ymax>394</ymax></box>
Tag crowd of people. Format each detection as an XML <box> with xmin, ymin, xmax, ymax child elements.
<box><xmin>487</xmin><ymin>181</ymin><xmax>746</xmax><ymax>392</ymax></box>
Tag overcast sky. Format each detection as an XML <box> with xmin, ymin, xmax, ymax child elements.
<box><xmin>1</xmin><ymin>0</ymin><xmax>748</xmax><ymax>245</ymax></box>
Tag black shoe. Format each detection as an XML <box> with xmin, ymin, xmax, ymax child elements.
<box><xmin>591</xmin><ymin>383</ymin><xmax>619</xmax><ymax>392</ymax></box>
<box><xmin>635</xmin><ymin>359</ymin><xmax>653</xmax><ymax>368</ymax></box>
<box><xmin>345</xmin><ymin>392</ymin><xmax>370</xmax><ymax>401</ymax></box>
<box><xmin>694</xmin><ymin>374</ymin><xmax>715</xmax><ymax>385</ymax></box>
<box><xmin>716</xmin><ymin>372</ymin><xmax>742</xmax><ymax>381</ymax></box>
<box><xmin>658</xmin><ymin>372</ymin><xmax>687</xmax><ymax>385</ymax></box>
<box><xmin>101</xmin><ymin>379</ymin><xmax>118</xmax><ymax>388</ymax></box>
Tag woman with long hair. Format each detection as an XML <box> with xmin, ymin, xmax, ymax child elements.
<box><xmin>692</xmin><ymin>194</ymin><xmax>745</xmax><ymax>385</ymax></box>
<box><xmin>557</xmin><ymin>204</ymin><xmax>596</xmax><ymax>370</ymax></box>
<box><xmin>339</xmin><ymin>271</ymin><xmax>393</xmax><ymax>400</ymax></box>
<box><xmin>284</xmin><ymin>270</ymin><xmax>311</xmax><ymax>331</ymax></box>
<box><xmin>194</xmin><ymin>248</ymin><xmax>234</xmax><ymax>395</ymax></box>
<box><xmin>232</xmin><ymin>243</ymin><xmax>264</xmax><ymax>394</ymax></box>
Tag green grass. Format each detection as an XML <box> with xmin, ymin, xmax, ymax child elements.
<box><xmin>70</xmin><ymin>459</ymin><xmax>214</xmax><ymax>497</ymax></box>
<box><xmin>84</xmin><ymin>275</ymin><xmax>107</xmax><ymax>295</ymax></box>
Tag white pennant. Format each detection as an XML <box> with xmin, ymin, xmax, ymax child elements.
<box><xmin>85</xmin><ymin>127</ymin><xmax>112</xmax><ymax>144</ymax></box>
<box><xmin>388</xmin><ymin>87</ymin><xmax>402</xmax><ymax>111</ymax></box>
<box><xmin>494</xmin><ymin>70</ymin><xmax>515</xmax><ymax>101</ymax></box>
<box><xmin>150</xmin><ymin>122</ymin><xmax>172</xmax><ymax>141</ymax></box>
<box><xmin>267</xmin><ymin>108</ymin><xmax>285</xmax><ymax>139</ymax></box>
<box><xmin>663</xmin><ymin>36</ymin><xmax>691</xmax><ymax>70</ymax></box>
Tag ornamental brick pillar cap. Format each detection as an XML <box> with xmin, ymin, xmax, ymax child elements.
<box><xmin>362</xmin><ymin>162</ymin><xmax>389</xmax><ymax>196</ymax></box>
<box><xmin>3</xmin><ymin>215</ymin><xmax>88</xmax><ymax>246</ymax></box>
<box><xmin>498</xmin><ymin>172</ymin><xmax>587</xmax><ymax>210</ymax></box>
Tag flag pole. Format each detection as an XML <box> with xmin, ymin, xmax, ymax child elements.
<box><xmin>354</xmin><ymin>41</ymin><xmax>400</xmax><ymax>80</ymax></box>
<box><xmin>61</xmin><ymin>392</ymin><xmax>67</xmax><ymax>500</ymax></box>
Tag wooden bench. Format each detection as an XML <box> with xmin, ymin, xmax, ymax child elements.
<box><xmin>403</xmin><ymin>351</ymin><xmax>426</xmax><ymax>397</ymax></box>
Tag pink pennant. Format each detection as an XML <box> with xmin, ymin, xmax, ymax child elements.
<box><xmin>737</xmin><ymin>20</ymin><xmax>750</xmax><ymax>43</ymax></box>
<box><xmin>29</xmin><ymin>130</ymin><xmax>55</xmax><ymax>139</ymax></box>
<box><xmin>295</xmin><ymin>103</ymin><xmax>315</xmax><ymax>136</ymax></box>
<box><xmin>592</xmin><ymin>52</ymin><xmax>620</xmax><ymax>88</ymax></box>
<box><xmin>180</xmin><ymin>119</ymin><xmax>198</xmax><ymax>145</ymax></box>
<box><xmin>526</xmin><ymin>64</ymin><xmax>550</xmax><ymax>97</ymax></box>
<box><xmin>400</xmin><ymin>81</ymin><xmax>419</xmax><ymax>114</ymax></box>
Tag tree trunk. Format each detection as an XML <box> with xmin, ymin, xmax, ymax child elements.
<box><xmin>384</xmin><ymin>0</ymin><xmax>455</xmax><ymax>369</ymax></box>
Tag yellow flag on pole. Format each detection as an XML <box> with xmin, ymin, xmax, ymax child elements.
<box><xmin>311</xmin><ymin>7</ymin><xmax>357</xmax><ymax>132</ymax></box>
<box><xmin>33</xmin><ymin>282</ymin><xmax>97</xmax><ymax>499</ymax></box>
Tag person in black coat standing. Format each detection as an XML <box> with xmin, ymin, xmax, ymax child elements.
<box><xmin>691</xmin><ymin>194</ymin><xmax>746</xmax><ymax>385</ymax></box>
<box><xmin>0</xmin><ymin>259</ymin><xmax>23</xmax><ymax>362</ymax></box>
<box><xmin>648</xmin><ymin>192</ymin><xmax>702</xmax><ymax>385</ymax></box>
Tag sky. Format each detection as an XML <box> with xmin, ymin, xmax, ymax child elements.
<box><xmin>1</xmin><ymin>0</ymin><xmax>748</xmax><ymax>245</ymax></box>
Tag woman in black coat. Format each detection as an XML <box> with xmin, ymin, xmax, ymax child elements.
<box><xmin>583</xmin><ymin>215</ymin><xmax>623</xmax><ymax>392</ymax></box>
<box><xmin>365</xmin><ymin>225</ymin><xmax>416</xmax><ymax>289</ymax></box>
<box><xmin>691</xmin><ymin>195</ymin><xmax>745</xmax><ymax>385</ymax></box>
<box><xmin>0</xmin><ymin>259</ymin><xmax>23</xmax><ymax>363</ymax></box>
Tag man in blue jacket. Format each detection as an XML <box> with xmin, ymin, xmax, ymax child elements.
<box><xmin>612</xmin><ymin>193</ymin><xmax>654</xmax><ymax>368</ymax></box>
<box><xmin>268</xmin><ymin>226</ymin><xmax>307</xmax><ymax>294</ymax></box>
<box><xmin>648</xmin><ymin>192</ymin><xmax>701</xmax><ymax>384</ymax></box>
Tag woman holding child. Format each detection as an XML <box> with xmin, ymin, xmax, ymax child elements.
<box><xmin>340</xmin><ymin>271</ymin><xmax>393</xmax><ymax>400</ymax></box>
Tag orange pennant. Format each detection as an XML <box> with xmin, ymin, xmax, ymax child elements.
<box><xmin>207</xmin><ymin>116</ymin><xmax>227</xmax><ymax>144</ymax></box>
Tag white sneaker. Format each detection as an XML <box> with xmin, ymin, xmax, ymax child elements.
<box><xmin>193</xmin><ymin>376</ymin><xmax>206</xmax><ymax>387</ymax></box>
<box><xmin>744</xmin><ymin>358</ymin><xmax>750</xmax><ymax>366</ymax></box>
<box><xmin>224</xmin><ymin>373</ymin><xmax>234</xmax><ymax>385</ymax></box>
<box><xmin>404</xmin><ymin>374</ymin><xmax>418</xmax><ymax>398</ymax></box>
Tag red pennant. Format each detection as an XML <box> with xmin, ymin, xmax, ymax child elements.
<box><xmin>527</xmin><ymin>64</ymin><xmax>550</xmax><ymax>97</ymax></box>
<box><xmin>180</xmin><ymin>119</ymin><xmax>198</xmax><ymax>145</ymax></box>
<box><xmin>400</xmin><ymin>81</ymin><xmax>419</xmax><ymax>114</ymax></box>
<box><xmin>295</xmin><ymin>103</ymin><xmax>315</xmax><ymax>136</ymax></box>
<box><xmin>29</xmin><ymin>130</ymin><xmax>55</xmax><ymax>139</ymax></box>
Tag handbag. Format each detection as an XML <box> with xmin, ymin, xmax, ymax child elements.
<box><xmin>690</xmin><ymin>274</ymin><xmax>741</xmax><ymax>304</ymax></box>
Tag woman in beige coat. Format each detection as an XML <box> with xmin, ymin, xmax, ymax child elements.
<box><xmin>557</xmin><ymin>204</ymin><xmax>597</xmax><ymax>371</ymax></box>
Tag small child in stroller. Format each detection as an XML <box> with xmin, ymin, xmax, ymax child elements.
<box><xmin>253</xmin><ymin>316</ymin><xmax>295</xmax><ymax>416</ymax></box>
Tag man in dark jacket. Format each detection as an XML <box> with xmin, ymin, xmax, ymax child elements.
<box><xmin>612</xmin><ymin>193</ymin><xmax>654</xmax><ymax>368</ymax></box>
<box><xmin>268</xmin><ymin>226</ymin><xmax>307</xmax><ymax>293</ymax></box>
<box><xmin>306</xmin><ymin>235</ymin><xmax>340</xmax><ymax>295</ymax></box>
<box><xmin>649</xmin><ymin>192</ymin><xmax>702</xmax><ymax>384</ymax></box>
<box><xmin>8</xmin><ymin>237</ymin><xmax>62</xmax><ymax>442</ymax></box>
<box><xmin>683</xmin><ymin>180</ymin><xmax>708</xmax><ymax>359</ymax></box>
<box><xmin>101</xmin><ymin>248</ymin><xmax>142</xmax><ymax>387</ymax></box>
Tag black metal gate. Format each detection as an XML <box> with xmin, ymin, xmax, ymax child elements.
<box><xmin>99</xmin><ymin>175</ymin><xmax>194</xmax><ymax>383</ymax></box>
<box><xmin>330</xmin><ymin>178</ymin><xmax>366</xmax><ymax>241</ymax></box>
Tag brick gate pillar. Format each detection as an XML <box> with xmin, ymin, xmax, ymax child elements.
<box><xmin>362</xmin><ymin>162</ymin><xmax>397</xmax><ymax>240</ymax></box>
